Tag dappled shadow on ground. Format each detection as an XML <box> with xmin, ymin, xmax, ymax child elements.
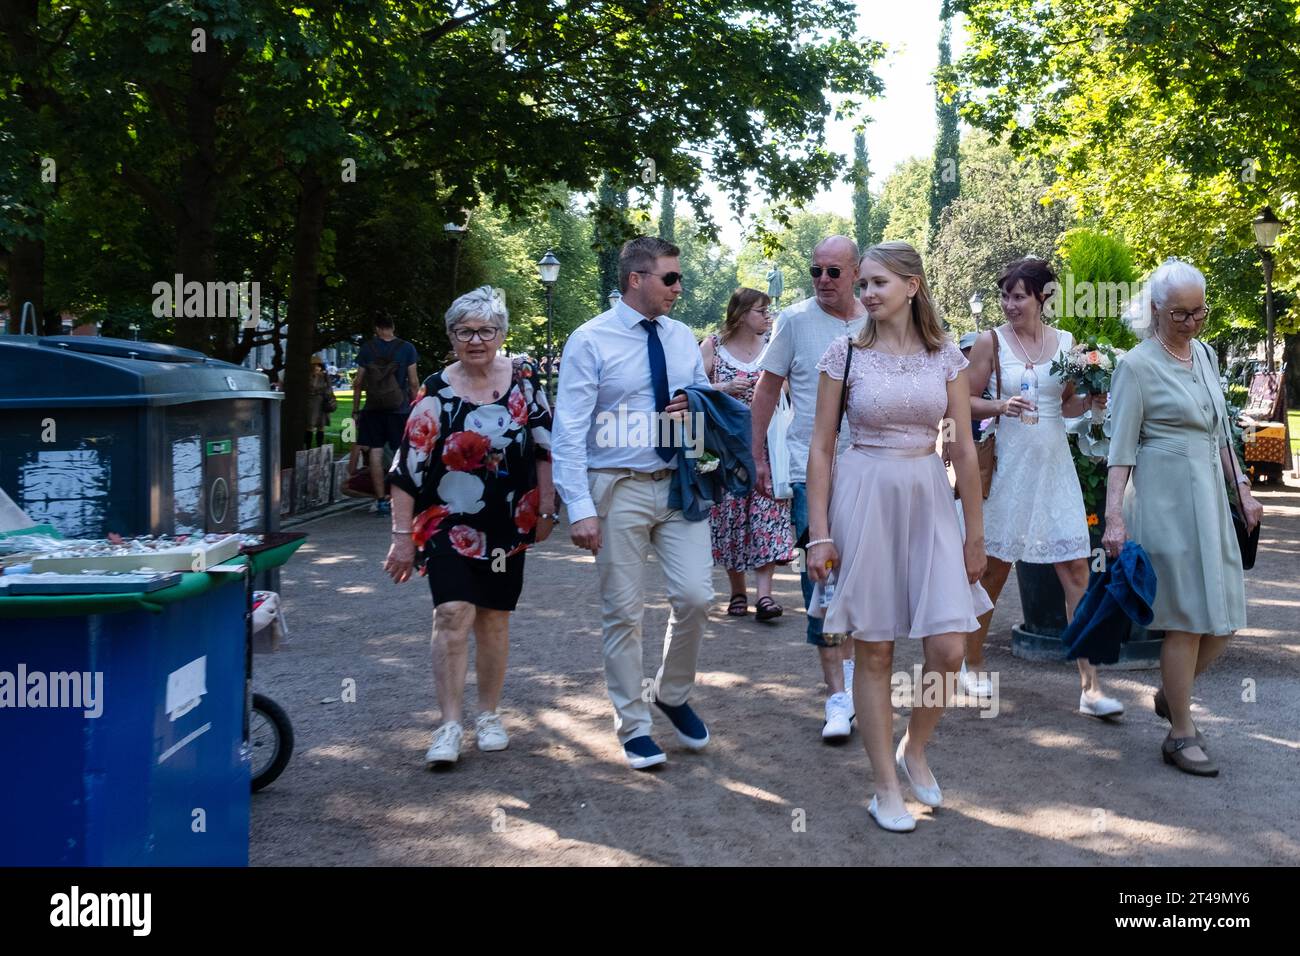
<box><xmin>250</xmin><ymin>489</ymin><xmax>1300</xmax><ymax>866</ymax></box>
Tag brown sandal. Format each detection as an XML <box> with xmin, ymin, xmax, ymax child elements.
<box><xmin>755</xmin><ymin>596</ymin><xmax>783</xmax><ymax>621</ymax></box>
<box><xmin>726</xmin><ymin>593</ymin><xmax>748</xmax><ymax>616</ymax></box>
<box><xmin>1162</xmin><ymin>733</ymin><xmax>1218</xmax><ymax>777</ymax></box>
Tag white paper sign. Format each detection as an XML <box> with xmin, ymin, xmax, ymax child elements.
<box><xmin>165</xmin><ymin>656</ymin><xmax>207</xmax><ymax>721</ymax></box>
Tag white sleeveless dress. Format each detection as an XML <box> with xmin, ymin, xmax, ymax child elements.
<box><xmin>983</xmin><ymin>326</ymin><xmax>1091</xmax><ymax>564</ymax></box>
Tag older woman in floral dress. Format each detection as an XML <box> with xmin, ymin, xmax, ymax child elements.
<box><xmin>383</xmin><ymin>286</ymin><xmax>556</xmax><ymax>769</ymax></box>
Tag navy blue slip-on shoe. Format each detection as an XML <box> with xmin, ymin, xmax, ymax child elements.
<box><xmin>623</xmin><ymin>735</ymin><xmax>667</xmax><ymax>770</ymax></box>
<box><xmin>654</xmin><ymin>699</ymin><xmax>710</xmax><ymax>750</ymax></box>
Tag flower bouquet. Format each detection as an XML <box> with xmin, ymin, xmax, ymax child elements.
<box><xmin>1049</xmin><ymin>339</ymin><xmax>1124</xmax><ymax>396</ymax></box>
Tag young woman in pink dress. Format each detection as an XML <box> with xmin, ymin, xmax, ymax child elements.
<box><xmin>806</xmin><ymin>242</ymin><xmax>990</xmax><ymax>833</ymax></box>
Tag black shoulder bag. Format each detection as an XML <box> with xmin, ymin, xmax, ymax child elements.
<box><xmin>1200</xmin><ymin>340</ymin><xmax>1259</xmax><ymax>570</ymax></box>
<box><xmin>795</xmin><ymin>337</ymin><xmax>854</xmax><ymax>550</ymax></box>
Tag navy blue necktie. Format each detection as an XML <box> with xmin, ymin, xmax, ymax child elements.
<box><xmin>640</xmin><ymin>319</ymin><xmax>675</xmax><ymax>462</ymax></box>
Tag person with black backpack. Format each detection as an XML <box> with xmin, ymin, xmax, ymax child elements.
<box><xmin>352</xmin><ymin>316</ymin><xmax>420</xmax><ymax>514</ymax></box>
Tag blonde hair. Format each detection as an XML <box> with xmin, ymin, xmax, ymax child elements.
<box><xmin>853</xmin><ymin>241</ymin><xmax>947</xmax><ymax>353</ymax></box>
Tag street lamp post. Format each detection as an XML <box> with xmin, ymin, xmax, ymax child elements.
<box><xmin>969</xmin><ymin>291</ymin><xmax>985</xmax><ymax>331</ymax></box>
<box><xmin>608</xmin><ymin>288</ymin><xmax>622</xmax><ymax>310</ymax></box>
<box><xmin>444</xmin><ymin>220</ymin><xmax>468</xmax><ymax>300</ymax></box>
<box><xmin>1252</xmin><ymin>207</ymin><xmax>1284</xmax><ymax>373</ymax></box>
<box><xmin>537</xmin><ymin>250</ymin><xmax>561</xmax><ymax>402</ymax></box>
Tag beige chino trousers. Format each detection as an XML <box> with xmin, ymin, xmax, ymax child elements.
<box><xmin>588</xmin><ymin>469</ymin><xmax>714</xmax><ymax>744</ymax></box>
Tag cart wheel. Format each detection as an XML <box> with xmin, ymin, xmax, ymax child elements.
<box><xmin>250</xmin><ymin>693</ymin><xmax>294</xmax><ymax>792</ymax></box>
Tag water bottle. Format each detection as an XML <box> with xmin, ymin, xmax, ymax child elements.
<box><xmin>1020</xmin><ymin>365</ymin><xmax>1039</xmax><ymax>425</ymax></box>
<box><xmin>820</xmin><ymin>563</ymin><xmax>837</xmax><ymax>608</ymax></box>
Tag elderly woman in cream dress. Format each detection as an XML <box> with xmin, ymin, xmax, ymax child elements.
<box><xmin>1102</xmin><ymin>259</ymin><xmax>1263</xmax><ymax>777</ymax></box>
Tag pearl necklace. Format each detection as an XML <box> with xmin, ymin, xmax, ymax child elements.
<box><xmin>1008</xmin><ymin>321</ymin><xmax>1050</xmax><ymax>366</ymax></box>
<box><xmin>1155</xmin><ymin>333</ymin><xmax>1193</xmax><ymax>365</ymax></box>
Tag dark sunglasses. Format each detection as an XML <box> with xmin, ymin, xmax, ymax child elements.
<box><xmin>635</xmin><ymin>270</ymin><xmax>683</xmax><ymax>286</ymax></box>
<box><xmin>809</xmin><ymin>266</ymin><xmax>843</xmax><ymax>279</ymax></box>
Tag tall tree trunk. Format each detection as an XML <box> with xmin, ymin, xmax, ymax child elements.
<box><xmin>280</xmin><ymin>168</ymin><xmax>330</xmax><ymax>467</ymax></box>
<box><xmin>1284</xmin><ymin>331</ymin><xmax>1299</xmax><ymax>406</ymax></box>
<box><xmin>2</xmin><ymin>0</ymin><xmax>50</xmax><ymax>333</ymax></box>
<box><xmin>9</xmin><ymin>238</ymin><xmax>46</xmax><ymax>333</ymax></box>
<box><xmin>172</xmin><ymin>39</ymin><xmax>230</xmax><ymax>356</ymax></box>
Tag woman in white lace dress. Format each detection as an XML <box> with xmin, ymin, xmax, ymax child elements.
<box><xmin>964</xmin><ymin>258</ymin><xmax>1124</xmax><ymax>717</ymax></box>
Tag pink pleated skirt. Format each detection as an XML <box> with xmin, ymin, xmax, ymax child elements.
<box><xmin>809</xmin><ymin>445</ymin><xmax>993</xmax><ymax>642</ymax></box>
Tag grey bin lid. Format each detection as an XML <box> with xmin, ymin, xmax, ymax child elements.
<box><xmin>0</xmin><ymin>335</ymin><xmax>283</xmax><ymax>409</ymax></box>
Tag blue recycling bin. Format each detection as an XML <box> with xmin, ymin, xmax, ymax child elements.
<box><xmin>0</xmin><ymin>570</ymin><xmax>251</xmax><ymax>866</ymax></box>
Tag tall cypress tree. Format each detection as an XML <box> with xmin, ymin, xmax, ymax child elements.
<box><xmin>596</xmin><ymin>175</ymin><xmax>628</xmax><ymax>309</ymax></box>
<box><xmin>659</xmin><ymin>185</ymin><xmax>676</xmax><ymax>243</ymax></box>
<box><xmin>928</xmin><ymin>1</ymin><xmax>961</xmax><ymax>242</ymax></box>
<box><xmin>852</xmin><ymin>131</ymin><xmax>873</xmax><ymax>250</ymax></box>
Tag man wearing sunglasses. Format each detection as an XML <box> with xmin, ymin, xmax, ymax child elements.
<box><xmin>552</xmin><ymin>236</ymin><xmax>716</xmax><ymax>771</ymax></box>
<box><xmin>748</xmin><ymin>235</ymin><xmax>867</xmax><ymax>743</ymax></box>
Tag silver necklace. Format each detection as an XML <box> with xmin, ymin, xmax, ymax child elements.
<box><xmin>1007</xmin><ymin>322</ymin><xmax>1049</xmax><ymax>366</ymax></box>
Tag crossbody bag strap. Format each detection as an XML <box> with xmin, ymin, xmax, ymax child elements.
<box><xmin>836</xmin><ymin>335</ymin><xmax>854</xmax><ymax>441</ymax></box>
<box><xmin>991</xmin><ymin>327</ymin><xmax>1002</xmax><ymax>424</ymax></box>
<box><xmin>1200</xmin><ymin>340</ymin><xmax>1244</xmax><ymax>508</ymax></box>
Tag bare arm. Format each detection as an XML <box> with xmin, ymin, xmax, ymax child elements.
<box><xmin>407</xmin><ymin>363</ymin><xmax>420</xmax><ymax>402</ymax></box>
<box><xmin>966</xmin><ymin>331</ymin><xmax>1006</xmax><ymax>420</ymax></box>
<box><xmin>1220</xmin><ymin>441</ymin><xmax>1264</xmax><ymax>532</ymax></box>
<box><xmin>749</xmin><ymin>370</ymin><xmax>786</xmax><ymax>496</ymax></box>
<box><xmin>383</xmin><ymin>486</ymin><xmax>416</xmax><ymax>584</ymax></box>
<box><xmin>945</xmin><ymin>373</ymin><xmax>987</xmax><ymax>582</ymax></box>
<box><xmin>805</xmin><ymin>370</ymin><xmax>841</xmax><ymax>584</ymax></box>
<box><xmin>352</xmin><ymin>367</ymin><xmax>365</xmax><ymax>415</ymax></box>
<box><xmin>700</xmin><ymin>335</ymin><xmax>717</xmax><ymax>382</ymax></box>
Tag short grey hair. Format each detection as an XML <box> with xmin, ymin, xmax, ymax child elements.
<box><xmin>445</xmin><ymin>285</ymin><xmax>509</xmax><ymax>338</ymax></box>
<box><xmin>1128</xmin><ymin>258</ymin><xmax>1206</xmax><ymax>339</ymax></box>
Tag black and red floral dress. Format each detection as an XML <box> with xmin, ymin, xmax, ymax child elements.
<box><xmin>388</xmin><ymin>357</ymin><xmax>553</xmax><ymax>591</ymax></box>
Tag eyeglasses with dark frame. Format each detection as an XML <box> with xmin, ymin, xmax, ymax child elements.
<box><xmin>634</xmin><ymin>270</ymin><xmax>683</xmax><ymax>286</ymax></box>
<box><xmin>1166</xmin><ymin>306</ymin><xmax>1211</xmax><ymax>324</ymax></box>
<box><xmin>452</xmin><ymin>326</ymin><xmax>501</xmax><ymax>343</ymax></box>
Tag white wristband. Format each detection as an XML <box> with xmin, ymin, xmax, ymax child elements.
<box><xmin>805</xmin><ymin>537</ymin><xmax>834</xmax><ymax>548</ymax></box>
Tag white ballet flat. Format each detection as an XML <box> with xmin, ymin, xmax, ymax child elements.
<box><xmin>896</xmin><ymin>738</ymin><xmax>943</xmax><ymax>808</ymax></box>
<box><xmin>868</xmin><ymin>795</ymin><xmax>916</xmax><ymax>833</ymax></box>
<box><xmin>1079</xmin><ymin>690</ymin><xmax>1125</xmax><ymax>719</ymax></box>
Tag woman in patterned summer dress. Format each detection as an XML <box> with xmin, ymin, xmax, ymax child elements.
<box><xmin>700</xmin><ymin>288</ymin><xmax>796</xmax><ymax>622</ymax></box>
<box><xmin>806</xmin><ymin>242</ymin><xmax>991</xmax><ymax>833</ymax></box>
<box><xmin>963</xmin><ymin>258</ymin><xmax>1124</xmax><ymax>718</ymax></box>
<box><xmin>383</xmin><ymin>287</ymin><xmax>556</xmax><ymax>770</ymax></box>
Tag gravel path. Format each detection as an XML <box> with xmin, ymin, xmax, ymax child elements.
<box><xmin>250</xmin><ymin>480</ymin><xmax>1300</xmax><ymax>866</ymax></box>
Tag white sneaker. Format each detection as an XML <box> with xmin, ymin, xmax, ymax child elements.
<box><xmin>822</xmin><ymin>692</ymin><xmax>854</xmax><ymax>742</ymax></box>
<box><xmin>475</xmin><ymin>712</ymin><xmax>509</xmax><ymax>752</ymax></box>
<box><xmin>1079</xmin><ymin>690</ymin><xmax>1124</xmax><ymax>719</ymax></box>
<box><xmin>959</xmin><ymin>660</ymin><xmax>993</xmax><ymax>697</ymax></box>
<box><xmin>843</xmin><ymin>658</ymin><xmax>855</xmax><ymax>690</ymax></box>
<box><xmin>425</xmin><ymin>722</ymin><xmax>463</xmax><ymax>767</ymax></box>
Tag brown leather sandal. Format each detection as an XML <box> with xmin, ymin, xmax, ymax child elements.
<box><xmin>726</xmin><ymin>593</ymin><xmax>748</xmax><ymax>616</ymax></box>
<box><xmin>755</xmin><ymin>596</ymin><xmax>783</xmax><ymax>621</ymax></box>
<box><xmin>1162</xmin><ymin>732</ymin><xmax>1219</xmax><ymax>777</ymax></box>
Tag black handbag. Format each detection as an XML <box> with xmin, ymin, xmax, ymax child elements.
<box><xmin>1201</xmin><ymin>341</ymin><xmax>1259</xmax><ymax>570</ymax></box>
<box><xmin>795</xmin><ymin>338</ymin><xmax>854</xmax><ymax>551</ymax></box>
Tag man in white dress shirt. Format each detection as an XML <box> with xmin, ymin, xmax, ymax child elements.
<box><xmin>552</xmin><ymin>236</ymin><xmax>714</xmax><ymax>770</ymax></box>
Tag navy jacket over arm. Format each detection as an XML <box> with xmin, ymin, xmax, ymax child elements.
<box><xmin>1061</xmin><ymin>541</ymin><xmax>1158</xmax><ymax>665</ymax></box>
<box><xmin>668</xmin><ymin>385</ymin><xmax>756</xmax><ymax>521</ymax></box>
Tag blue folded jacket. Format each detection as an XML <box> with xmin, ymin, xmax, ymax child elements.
<box><xmin>668</xmin><ymin>385</ymin><xmax>756</xmax><ymax>521</ymax></box>
<box><xmin>1062</xmin><ymin>541</ymin><xmax>1157</xmax><ymax>665</ymax></box>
